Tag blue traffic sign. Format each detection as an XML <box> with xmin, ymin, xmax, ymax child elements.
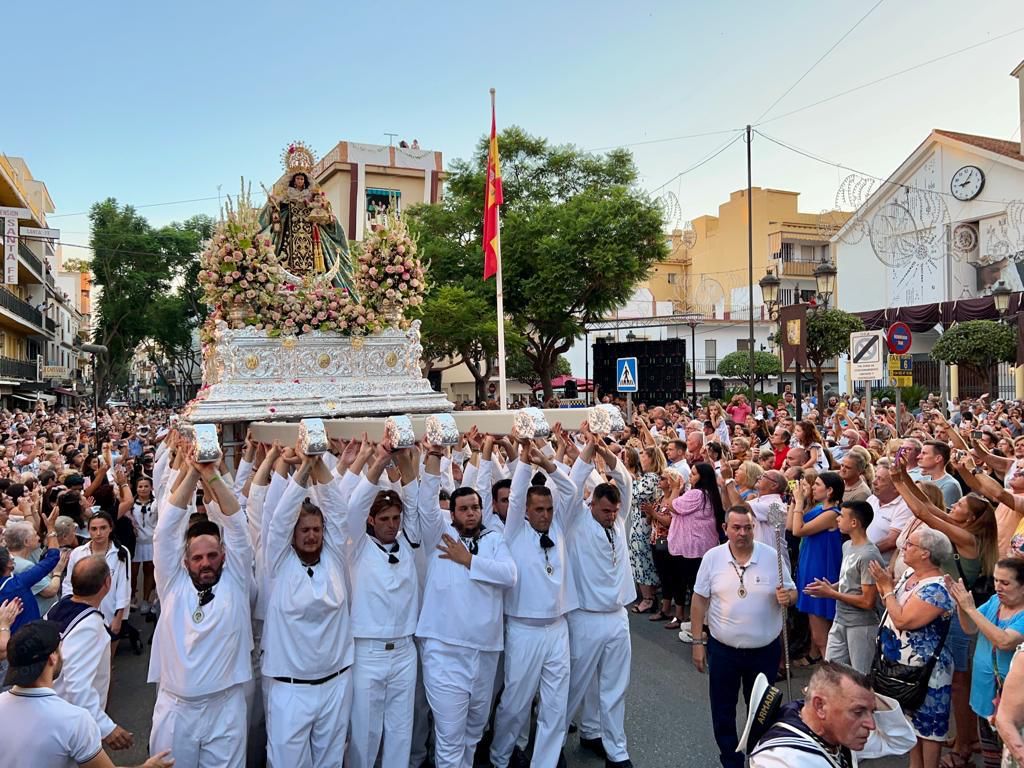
<box><xmin>886</xmin><ymin>322</ymin><xmax>912</xmax><ymax>355</ymax></box>
<box><xmin>616</xmin><ymin>357</ymin><xmax>639</xmax><ymax>393</ymax></box>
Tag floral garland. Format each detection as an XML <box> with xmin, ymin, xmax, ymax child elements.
<box><xmin>198</xmin><ymin>184</ymin><xmax>427</xmax><ymax>342</ymax></box>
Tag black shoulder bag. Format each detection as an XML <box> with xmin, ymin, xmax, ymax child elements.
<box><xmin>869</xmin><ymin>604</ymin><xmax>951</xmax><ymax>711</ymax></box>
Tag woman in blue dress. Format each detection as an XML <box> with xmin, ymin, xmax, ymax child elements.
<box><xmin>790</xmin><ymin>471</ymin><xmax>845</xmax><ymax>665</ymax></box>
<box><xmin>871</xmin><ymin>528</ymin><xmax>956</xmax><ymax>768</ymax></box>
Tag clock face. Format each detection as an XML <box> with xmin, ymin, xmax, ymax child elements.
<box><xmin>951</xmin><ymin>165</ymin><xmax>985</xmax><ymax>201</ymax></box>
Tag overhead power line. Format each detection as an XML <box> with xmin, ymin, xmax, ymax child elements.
<box><xmin>755</xmin><ymin>0</ymin><xmax>886</xmax><ymax>124</ymax></box>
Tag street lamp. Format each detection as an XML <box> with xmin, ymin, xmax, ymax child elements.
<box><xmin>82</xmin><ymin>343</ymin><xmax>107</xmax><ymax>452</ymax></box>
<box><xmin>758</xmin><ymin>269</ymin><xmax>781</xmax><ymax>320</ymax></box>
<box><xmin>626</xmin><ymin>331</ymin><xmax>637</xmax><ymax>343</ymax></box>
<box><xmin>814</xmin><ymin>258</ymin><xmax>837</xmax><ymax>310</ymax></box>
<box><xmin>682</xmin><ymin>312</ymin><xmax>703</xmax><ymax>411</ymax></box>
<box><xmin>992</xmin><ymin>280</ymin><xmax>1012</xmax><ymax>318</ymax></box>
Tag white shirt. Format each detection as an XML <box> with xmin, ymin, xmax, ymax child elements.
<box><xmin>669</xmin><ymin>458</ymin><xmax>692</xmax><ymax>489</ymax></box>
<box><xmin>261</xmin><ymin>475</ymin><xmax>354</xmax><ymax>679</ymax></box>
<box><xmin>345</xmin><ymin>474</ymin><xmax>421</xmax><ymax>640</ymax></box>
<box><xmin>694</xmin><ymin>541</ymin><xmax>795</xmax><ymax>649</ymax></box>
<box><xmin>50</xmin><ymin>608</ymin><xmax>114</xmax><ymax>737</ymax></box>
<box><xmin>62</xmin><ymin>542</ymin><xmax>131</xmax><ymax>626</ymax></box>
<box><xmin>148</xmin><ymin>500</ymin><xmax>254</xmax><ymax>698</ymax></box>
<box><xmin>0</xmin><ymin>687</ymin><xmax>101</xmax><ymax>767</ymax></box>
<box><xmin>744</xmin><ymin>493</ymin><xmax>787</xmax><ymax>554</ymax></box>
<box><xmin>502</xmin><ymin>462</ymin><xmax>580</xmax><ymax>620</ymax></box>
<box><xmin>566</xmin><ymin>458</ymin><xmax>636</xmax><ymax>612</ymax></box>
<box><xmin>415</xmin><ymin>470</ymin><xmax>517</xmax><ymax>652</ymax></box>
<box><xmin>131</xmin><ymin>499</ymin><xmax>157</xmax><ymax>545</ymax></box>
<box><xmin>866</xmin><ymin>494</ymin><xmax>913</xmax><ymax>553</ymax></box>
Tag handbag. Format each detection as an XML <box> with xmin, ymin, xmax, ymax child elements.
<box><xmin>653</xmin><ymin>537</ymin><xmax>669</xmax><ymax>553</ymax></box>
<box><xmin>870</xmin><ymin>601</ymin><xmax>951</xmax><ymax>711</ymax></box>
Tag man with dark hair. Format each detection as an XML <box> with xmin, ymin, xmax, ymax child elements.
<box><xmin>565</xmin><ymin>431</ymin><xmax>635</xmax><ymax>767</ymax></box>
<box><xmin>415</xmin><ymin>441</ymin><xmax>517</xmax><ymax>768</ymax></box>
<box><xmin>918</xmin><ymin>440</ymin><xmax>961</xmax><ymax>508</ymax></box>
<box><xmin>261</xmin><ymin>441</ymin><xmax>355</xmax><ymax>768</ymax></box>
<box><xmin>47</xmin><ymin>554</ymin><xmax>134</xmax><ymax>751</ymax></box>
<box><xmin>803</xmin><ymin>501</ymin><xmax>884</xmax><ymax>675</ymax></box>
<box><xmin>748</xmin><ymin>663</ymin><xmax>878</xmax><ymax>766</ymax></box>
<box><xmin>0</xmin><ymin>621</ymin><xmax>172</xmax><ymax>768</ymax></box>
<box><xmin>148</xmin><ymin>437</ymin><xmax>253</xmax><ymax>768</ymax></box>
<box><xmin>490</xmin><ymin>437</ymin><xmax>579</xmax><ymax>768</ymax></box>
<box><xmin>691</xmin><ymin>506</ymin><xmax>797</xmax><ymax>768</ymax></box>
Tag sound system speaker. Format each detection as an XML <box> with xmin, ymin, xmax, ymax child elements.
<box><xmin>592</xmin><ymin>338</ymin><xmax>688</xmax><ymax>403</ymax></box>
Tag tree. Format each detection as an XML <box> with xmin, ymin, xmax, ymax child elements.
<box><xmin>506</xmin><ymin>351</ymin><xmax>571</xmax><ymax>390</ymax></box>
<box><xmin>412</xmin><ymin>285</ymin><xmax>520</xmax><ymax>403</ymax></box>
<box><xmin>717</xmin><ymin>350</ymin><xmax>782</xmax><ymax>393</ymax></box>
<box><xmin>407</xmin><ymin>127</ymin><xmax>667</xmax><ymax>400</ymax></box>
<box><xmin>806</xmin><ymin>309</ymin><xmax>864</xmax><ymax>406</ymax></box>
<box><xmin>932</xmin><ymin>320</ymin><xmax>1016</xmax><ymax>396</ymax></box>
<box><xmin>90</xmin><ymin>200</ymin><xmax>212</xmax><ymax>398</ymax></box>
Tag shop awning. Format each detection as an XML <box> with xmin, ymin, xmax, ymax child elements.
<box><xmin>12</xmin><ymin>393</ymin><xmax>56</xmax><ymax>405</ymax></box>
<box><xmin>52</xmin><ymin>387</ymin><xmax>82</xmax><ymax>397</ymax></box>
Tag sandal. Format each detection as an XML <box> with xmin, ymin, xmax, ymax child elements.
<box><xmin>631</xmin><ymin>599</ymin><xmax>654</xmax><ymax>614</ymax></box>
<box><xmin>793</xmin><ymin>654</ymin><xmax>822</xmax><ymax>668</ymax></box>
<box><xmin>648</xmin><ymin>612</ymin><xmax>669</xmax><ymax>622</ymax></box>
<box><xmin>939</xmin><ymin>753</ymin><xmax>971</xmax><ymax>768</ymax></box>
<box><xmin>664</xmin><ymin>617</ymin><xmax>681</xmax><ymax>630</ymax></box>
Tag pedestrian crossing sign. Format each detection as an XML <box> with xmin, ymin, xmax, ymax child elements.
<box><xmin>616</xmin><ymin>357</ymin><xmax>639</xmax><ymax>393</ymax></box>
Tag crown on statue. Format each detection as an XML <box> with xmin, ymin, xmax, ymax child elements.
<box><xmin>281</xmin><ymin>141</ymin><xmax>317</xmax><ymax>177</ymax></box>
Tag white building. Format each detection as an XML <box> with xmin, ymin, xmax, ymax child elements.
<box><xmin>834</xmin><ymin>60</ymin><xmax>1024</xmax><ymax>395</ymax></box>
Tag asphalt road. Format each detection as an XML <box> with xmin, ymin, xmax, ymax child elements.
<box><xmin>105</xmin><ymin>612</ymin><xmax>908</xmax><ymax>767</ymax></box>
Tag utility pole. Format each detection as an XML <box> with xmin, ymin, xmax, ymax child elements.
<box><xmin>746</xmin><ymin>125</ymin><xmax>756</xmax><ymax>398</ymax></box>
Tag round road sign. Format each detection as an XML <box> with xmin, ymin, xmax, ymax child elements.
<box><xmin>886</xmin><ymin>322</ymin><xmax>912</xmax><ymax>355</ymax></box>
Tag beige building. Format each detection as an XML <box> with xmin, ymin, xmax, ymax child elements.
<box><xmin>646</xmin><ymin>188</ymin><xmax>850</xmax><ymax>318</ymax></box>
<box><xmin>313</xmin><ymin>140</ymin><xmax>444</xmax><ymax>242</ymax></box>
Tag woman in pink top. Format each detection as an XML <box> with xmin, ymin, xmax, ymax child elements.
<box><xmin>658</xmin><ymin>463</ymin><xmax>725</xmax><ymax>629</ymax></box>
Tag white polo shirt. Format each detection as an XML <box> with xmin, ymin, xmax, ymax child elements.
<box><xmin>0</xmin><ymin>686</ymin><xmax>102</xmax><ymax>767</ymax></box>
<box><xmin>694</xmin><ymin>540</ymin><xmax>795</xmax><ymax>649</ymax></box>
<box><xmin>867</xmin><ymin>494</ymin><xmax>914</xmax><ymax>554</ymax></box>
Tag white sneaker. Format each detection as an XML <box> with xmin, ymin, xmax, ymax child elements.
<box><xmin>139</xmin><ymin>599</ymin><xmax>150</xmax><ymax>614</ymax></box>
<box><xmin>678</xmin><ymin>621</ymin><xmax>693</xmax><ymax>643</ymax></box>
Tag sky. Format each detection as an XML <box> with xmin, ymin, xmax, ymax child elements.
<box><xmin>4</xmin><ymin>0</ymin><xmax>1023</xmax><ymax>260</ymax></box>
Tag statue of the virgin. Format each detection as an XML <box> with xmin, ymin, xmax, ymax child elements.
<box><xmin>259</xmin><ymin>141</ymin><xmax>355</xmax><ymax>293</ymax></box>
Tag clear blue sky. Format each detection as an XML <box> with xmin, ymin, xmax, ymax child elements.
<box><xmin>5</xmin><ymin>0</ymin><xmax>1023</xmax><ymax>254</ymax></box>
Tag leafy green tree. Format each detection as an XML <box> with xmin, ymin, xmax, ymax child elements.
<box><xmin>89</xmin><ymin>200</ymin><xmax>212</xmax><ymax>398</ymax></box>
<box><xmin>506</xmin><ymin>351</ymin><xmax>571</xmax><ymax>390</ymax></box>
<box><xmin>407</xmin><ymin>127</ymin><xmax>667</xmax><ymax>400</ymax></box>
<box><xmin>717</xmin><ymin>350</ymin><xmax>782</xmax><ymax>393</ymax></box>
<box><xmin>931</xmin><ymin>320</ymin><xmax>1016</xmax><ymax>396</ymax></box>
<box><xmin>412</xmin><ymin>285</ymin><xmax>520</xmax><ymax>403</ymax></box>
<box><xmin>806</xmin><ymin>308</ymin><xmax>864</xmax><ymax>406</ymax></box>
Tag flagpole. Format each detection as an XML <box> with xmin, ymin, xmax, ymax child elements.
<box><xmin>491</xmin><ymin>88</ymin><xmax>508</xmax><ymax>411</ymax></box>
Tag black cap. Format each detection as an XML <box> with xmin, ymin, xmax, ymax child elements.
<box><xmin>64</xmin><ymin>474</ymin><xmax>85</xmax><ymax>488</ymax></box>
<box><xmin>3</xmin><ymin>620</ymin><xmax>61</xmax><ymax>687</ymax></box>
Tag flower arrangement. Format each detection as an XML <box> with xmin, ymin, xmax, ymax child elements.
<box><xmin>198</xmin><ymin>181</ymin><xmax>427</xmax><ymax>342</ymax></box>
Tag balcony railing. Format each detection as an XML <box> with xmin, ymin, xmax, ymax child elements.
<box><xmin>0</xmin><ymin>289</ymin><xmax>42</xmax><ymax>327</ymax></box>
<box><xmin>18</xmin><ymin>242</ymin><xmax>43</xmax><ymax>277</ymax></box>
<box><xmin>0</xmin><ymin>356</ymin><xmax>37</xmax><ymax>381</ymax></box>
<box><xmin>45</xmin><ymin>316</ymin><xmax>56</xmax><ymax>333</ymax></box>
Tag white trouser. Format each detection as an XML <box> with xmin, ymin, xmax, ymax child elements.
<box><xmin>491</xmin><ymin>617</ymin><xmax>570</xmax><ymax>768</ymax></box>
<box><xmin>579</xmin><ymin>676</ymin><xmax>601</xmax><ymax>740</ymax></box>
<box><xmin>151</xmin><ymin>684</ymin><xmax>248</xmax><ymax>768</ymax></box>
<box><xmin>410</xmin><ymin>656</ymin><xmax>431</xmax><ymax>768</ymax></box>
<box><xmin>565</xmin><ymin>608</ymin><xmax>631</xmax><ymax>762</ymax></box>
<box><xmin>348</xmin><ymin>637</ymin><xmax>417</xmax><ymax>768</ymax></box>
<box><xmin>247</xmin><ymin>620</ymin><xmax>267</xmax><ymax>768</ymax></box>
<box><xmin>419</xmin><ymin>637</ymin><xmax>500</xmax><ymax>768</ymax></box>
<box><xmin>265</xmin><ymin>668</ymin><xmax>353</xmax><ymax>768</ymax></box>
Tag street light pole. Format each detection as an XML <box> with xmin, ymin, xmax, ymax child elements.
<box><xmin>746</xmin><ymin>124</ymin><xmax>756</xmax><ymax>398</ymax></box>
<box><xmin>684</xmin><ymin>314</ymin><xmax>703</xmax><ymax>411</ymax></box>
<box><xmin>82</xmin><ymin>343</ymin><xmax>108</xmax><ymax>453</ymax></box>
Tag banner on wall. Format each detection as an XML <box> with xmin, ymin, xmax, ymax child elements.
<box><xmin>3</xmin><ymin>217</ymin><xmax>18</xmax><ymax>285</ymax></box>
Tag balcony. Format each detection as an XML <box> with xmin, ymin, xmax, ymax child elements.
<box><xmin>45</xmin><ymin>316</ymin><xmax>55</xmax><ymax>333</ymax></box>
<box><xmin>18</xmin><ymin>242</ymin><xmax>43</xmax><ymax>278</ymax></box>
<box><xmin>776</xmin><ymin>258</ymin><xmax>818</xmax><ymax>278</ymax></box>
<box><xmin>0</xmin><ymin>289</ymin><xmax>42</xmax><ymax>328</ymax></box>
<box><xmin>0</xmin><ymin>356</ymin><xmax>37</xmax><ymax>381</ymax></box>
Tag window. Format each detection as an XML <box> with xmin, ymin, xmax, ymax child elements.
<box><xmin>366</xmin><ymin>188</ymin><xmax>401</xmax><ymax>215</ymax></box>
<box><xmin>801</xmin><ymin>245</ymin><xmax>817</xmax><ymax>262</ymax></box>
<box><xmin>667</xmin><ymin>272</ymin><xmax>678</xmax><ymax>285</ymax></box>
<box><xmin>799</xmin><ymin>289</ymin><xmax>817</xmax><ymax>303</ymax></box>
<box><xmin>737</xmin><ymin>339</ymin><xmax>751</xmax><ymax>352</ymax></box>
<box><xmin>780</xmin><ymin>242</ymin><xmax>795</xmax><ymax>262</ymax></box>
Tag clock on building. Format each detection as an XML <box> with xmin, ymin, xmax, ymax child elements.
<box><xmin>950</xmin><ymin>165</ymin><xmax>985</xmax><ymax>201</ymax></box>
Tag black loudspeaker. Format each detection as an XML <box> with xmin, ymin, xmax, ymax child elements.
<box><xmin>563</xmin><ymin>379</ymin><xmax>578</xmax><ymax>399</ymax></box>
<box><xmin>709</xmin><ymin>378</ymin><xmax>725</xmax><ymax>400</ymax></box>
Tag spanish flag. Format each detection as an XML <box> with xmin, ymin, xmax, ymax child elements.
<box><xmin>482</xmin><ymin>97</ymin><xmax>503</xmax><ymax>280</ymax></box>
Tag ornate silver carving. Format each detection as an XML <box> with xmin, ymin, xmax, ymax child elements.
<box><xmin>184</xmin><ymin>319</ymin><xmax>452</xmax><ymax>423</ymax></box>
